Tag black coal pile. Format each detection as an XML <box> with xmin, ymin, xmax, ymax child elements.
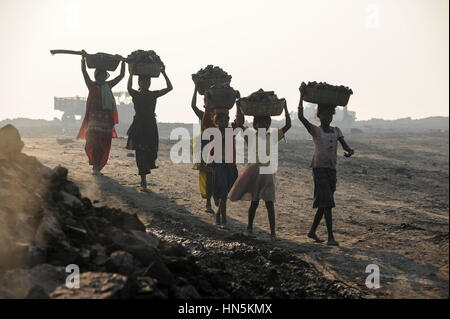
<box><xmin>0</xmin><ymin>125</ymin><xmax>206</xmax><ymax>299</ymax></box>
<box><xmin>300</xmin><ymin>81</ymin><xmax>353</xmax><ymax>95</ymax></box>
<box><xmin>192</xmin><ymin>65</ymin><xmax>232</xmax><ymax>95</ymax></box>
<box><xmin>149</xmin><ymin>226</ymin><xmax>363</xmax><ymax>299</ymax></box>
<box><xmin>240</xmin><ymin>89</ymin><xmax>282</xmax><ymax>103</ymax></box>
<box><xmin>192</xmin><ymin>65</ymin><xmax>231</xmax><ymax>83</ymax></box>
<box><xmin>126</xmin><ymin>50</ymin><xmax>162</xmax><ymax>65</ymax></box>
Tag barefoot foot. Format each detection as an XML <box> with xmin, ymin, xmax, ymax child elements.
<box><xmin>205</xmin><ymin>203</ymin><xmax>214</xmax><ymax>214</ymax></box>
<box><xmin>215</xmin><ymin>213</ymin><xmax>221</xmax><ymax>226</ymax></box>
<box><xmin>308</xmin><ymin>232</ymin><xmax>324</xmax><ymax>243</ymax></box>
<box><xmin>327</xmin><ymin>239</ymin><xmax>339</xmax><ymax>246</ymax></box>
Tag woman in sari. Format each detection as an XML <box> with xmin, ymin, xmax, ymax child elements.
<box><xmin>77</xmin><ymin>53</ymin><xmax>126</xmax><ymax>175</ymax></box>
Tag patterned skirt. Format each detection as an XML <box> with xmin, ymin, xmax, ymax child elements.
<box><xmin>85</xmin><ymin>112</ymin><xmax>114</xmax><ymax>171</ymax></box>
<box><xmin>229</xmin><ymin>163</ymin><xmax>276</xmax><ymax>202</ymax></box>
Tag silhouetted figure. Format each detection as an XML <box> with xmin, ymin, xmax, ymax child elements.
<box><xmin>191</xmin><ymin>84</ymin><xmax>215</xmax><ymax>213</ymax></box>
<box><xmin>77</xmin><ymin>53</ymin><xmax>125</xmax><ymax>175</ymax></box>
<box><xmin>126</xmin><ymin>65</ymin><xmax>173</xmax><ymax>190</ymax></box>
<box><xmin>203</xmin><ymin>105</ymin><xmax>244</xmax><ymax>226</ymax></box>
<box><xmin>229</xmin><ymin>101</ymin><xmax>291</xmax><ymax>240</ymax></box>
<box><xmin>298</xmin><ymin>86</ymin><xmax>354</xmax><ymax>246</ymax></box>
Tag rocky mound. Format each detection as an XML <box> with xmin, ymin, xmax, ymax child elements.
<box><xmin>0</xmin><ymin>150</ymin><xmax>205</xmax><ymax>298</ymax></box>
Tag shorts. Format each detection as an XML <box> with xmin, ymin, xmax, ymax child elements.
<box><xmin>312</xmin><ymin>168</ymin><xmax>337</xmax><ymax>208</ymax></box>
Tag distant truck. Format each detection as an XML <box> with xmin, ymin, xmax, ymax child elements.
<box><xmin>54</xmin><ymin>96</ymin><xmax>86</xmax><ymax>122</ymax></box>
<box><xmin>54</xmin><ymin>92</ymin><xmax>135</xmax><ymax>126</ymax></box>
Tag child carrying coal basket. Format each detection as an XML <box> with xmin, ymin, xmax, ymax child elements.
<box><xmin>77</xmin><ymin>52</ymin><xmax>126</xmax><ymax>175</ymax></box>
<box><xmin>203</xmin><ymin>95</ymin><xmax>244</xmax><ymax>226</ymax></box>
<box><xmin>229</xmin><ymin>100</ymin><xmax>291</xmax><ymax>241</ymax></box>
<box><xmin>297</xmin><ymin>86</ymin><xmax>354</xmax><ymax>246</ymax></box>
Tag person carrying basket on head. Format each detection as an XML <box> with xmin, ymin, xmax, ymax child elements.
<box><xmin>77</xmin><ymin>50</ymin><xmax>126</xmax><ymax>175</ymax></box>
<box><xmin>126</xmin><ymin>63</ymin><xmax>173</xmax><ymax>190</ymax></box>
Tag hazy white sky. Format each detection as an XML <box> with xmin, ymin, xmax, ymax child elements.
<box><xmin>0</xmin><ymin>0</ymin><xmax>448</xmax><ymax>123</ymax></box>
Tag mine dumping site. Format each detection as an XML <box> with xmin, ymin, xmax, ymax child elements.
<box><xmin>0</xmin><ymin>119</ymin><xmax>448</xmax><ymax>299</ymax></box>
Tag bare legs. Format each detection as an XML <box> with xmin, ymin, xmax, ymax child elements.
<box><xmin>216</xmin><ymin>198</ymin><xmax>227</xmax><ymax>225</ymax></box>
<box><xmin>136</xmin><ymin>149</ymin><xmax>155</xmax><ymax>191</ymax></box>
<box><xmin>308</xmin><ymin>207</ymin><xmax>338</xmax><ymax>245</ymax></box>
<box><xmin>206</xmin><ymin>196</ymin><xmax>213</xmax><ymax>214</ymax></box>
<box><xmin>92</xmin><ymin>165</ymin><xmax>101</xmax><ymax>175</ymax></box>
<box><xmin>140</xmin><ymin>174</ymin><xmax>147</xmax><ymax>190</ymax></box>
<box><xmin>247</xmin><ymin>201</ymin><xmax>259</xmax><ymax>232</ymax></box>
<box><xmin>247</xmin><ymin>200</ymin><xmax>276</xmax><ymax>239</ymax></box>
<box><xmin>266</xmin><ymin>201</ymin><xmax>276</xmax><ymax>239</ymax></box>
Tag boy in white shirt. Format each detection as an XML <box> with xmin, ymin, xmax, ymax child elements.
<box><xmin>297</xmin><ymin>87</ymin><xmax>354</xmax><ymax>246</ymax></box>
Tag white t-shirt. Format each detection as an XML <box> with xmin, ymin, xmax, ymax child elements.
<box><xmin>309</xmin><ymin>124</ymin><xmax>343</xmax><ymax>169</ymax></box>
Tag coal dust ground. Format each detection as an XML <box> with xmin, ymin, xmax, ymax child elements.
<box><xmin>22</xmin><ymin>130</ymin><xmax>449</xmax><ymax>299</ymax></box>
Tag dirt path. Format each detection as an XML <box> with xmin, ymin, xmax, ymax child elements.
<box><xmin>22</xmin><ymin>133</ymin><xmax>449</xmax><ymax>299</ymax></box>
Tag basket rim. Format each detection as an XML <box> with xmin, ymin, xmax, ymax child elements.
<box><xmin>239</xmin><ymin>98</ymin><xmax>286</xmax><ymax>105</ymax></box>
<box><xmin>192</xmin><ymin>76</ymin><xmax>232</xmax><ymax>83</ymax></box>
<box><xmin>304</xmin><ymin>86</ymin><xmax>353</xmax><ymax>96</ymax></box>
<box><xmin>128</xmin><ymin>61</ymin><xmax>162</xmax><ymax>66</ymax></box>
<box><xmin>241</xmin><ymin>110</ymin><xmax>284</xmax><ymax>116</ymax></box>
<box><xmin>302</xmin><ymin>95</ymin><xmax>350</xmax><ymax>106</ymax></box>
<box><xmin>128</xmin><ymin>62</ymin><xmax>161</xmax><ymax>77</ymax></box>
<box><xmin>239</xmin><ymin>99</ymin><xmax>285</xmax><ymax>116</ymax></box>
